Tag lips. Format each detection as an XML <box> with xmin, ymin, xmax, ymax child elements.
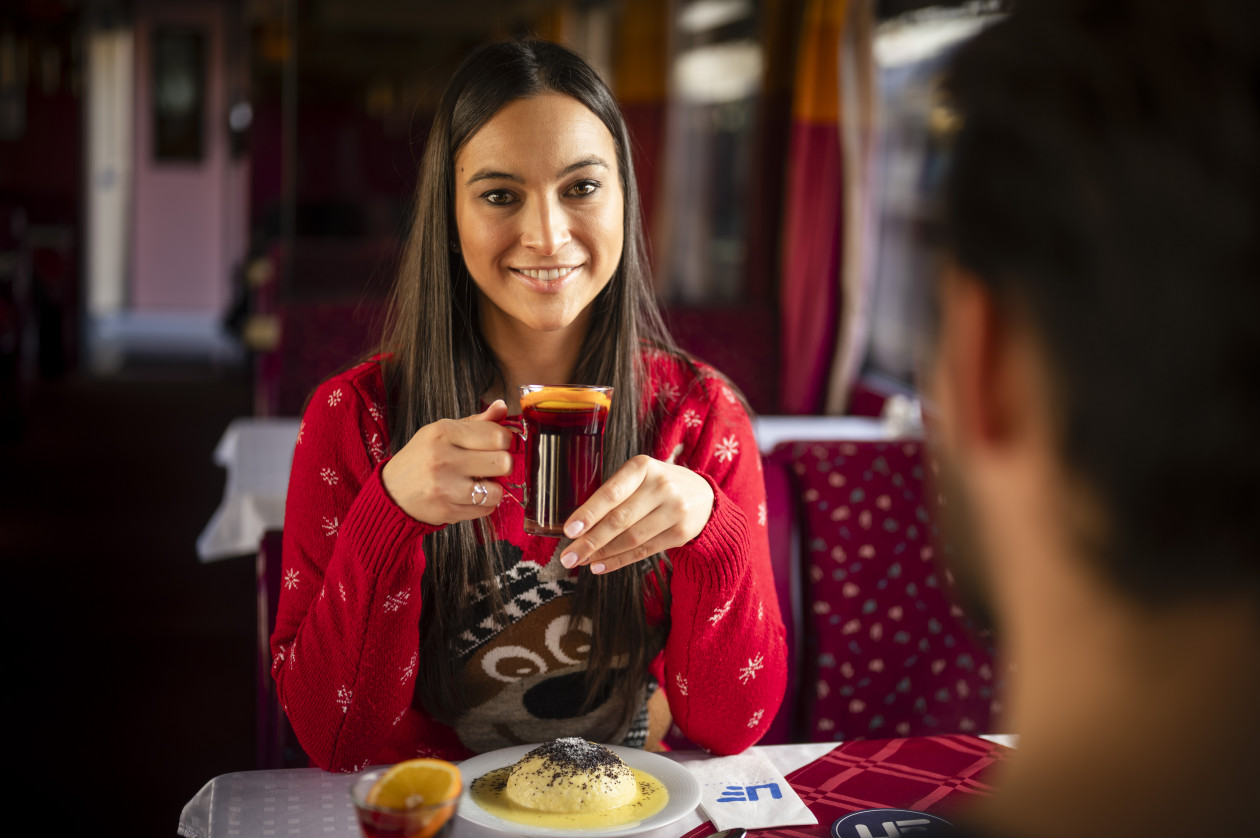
<box><xmin>508</xmin><ymin>264</ymin><xmax>584</xmax><ymax>295</ymax></box>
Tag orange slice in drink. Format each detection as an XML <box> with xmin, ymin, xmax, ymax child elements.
<box><xmin>533</xmin><ymin>399</ymin><xmax>607</xmax><ymax>411</ymax></box>
<box><xmin>365</xmin><ymin>759</ymin><xmax>462</xmax><ymax>837</ymax></box>
<box><xmin>520</xmin><ymin>386</ymin><xmax>612</xmax><ymax>412</ymax></box>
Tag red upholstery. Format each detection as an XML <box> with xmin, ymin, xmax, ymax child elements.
<box><xmin>664</xmin><ymin>306</ymin><xmax>780</xmax><ymax>416</ymax></box>
<box><xmin>782</xmin><ymin>439</ymin><xmax>1005</xmax><ymax>741</ymax></box>
<box><xmin>762</xmin><ymin>451</ymin><xmax>802</xmax><ymax>744</ymax></box>
<box><xmin>846</xmin><ymin>379</ymin><xmax>892</xmax><ymax>419</ymax></box>
<box><xmin>256</xmin><ymin>300</ymin><xmax>385</xmax><ymax>417</ymax></box>
<box><xmin>252</xmin><ymin>237</ymin><xmax>396</xmax><ymax>417</ymax></box>
<box><xmin>257</xmin><ymin>529</ymin><xmax>308</xmax><ymax>768</ymax></box>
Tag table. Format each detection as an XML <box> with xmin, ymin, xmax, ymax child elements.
<box><xmin>178</xmin><ymin>737</ymin><xmax>1015</xmax><ymax>838</ymax></box>
<box><xmin>197</xmin><ymin>417</ymin><xmax>302</xmax><ymax>562</ymax></box>
<box><xmin>178</xmin><ymin>743</ymin><xmax>835</xmax><ymax>838</ymax></box>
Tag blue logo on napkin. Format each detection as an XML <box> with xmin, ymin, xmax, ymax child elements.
<box><xmin>718</xmin><ymin>783</ymin><xmax>784</xmax><ymax>803</ymax></box>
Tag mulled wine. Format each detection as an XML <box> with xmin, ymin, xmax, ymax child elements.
<box><xmin>518</xmin><ymin>385</ymin><xmax>613</xmax><ymax>536</ymax></box>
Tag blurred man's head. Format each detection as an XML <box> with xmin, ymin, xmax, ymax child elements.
<box><xmin>925</xmin><ymin>1</ymin><xmax>1260</xmax><ymax>834</ymax></box>
<box><xmin>931</xmin><ymin>0</ymin><xmax>1260</xmax><ymax>617</ymax></box>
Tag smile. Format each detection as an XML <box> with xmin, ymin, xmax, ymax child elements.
<box><xmin>513</xmin><ymin>266</ymin><xmax>579</xmax><ymax>281</ymax></box>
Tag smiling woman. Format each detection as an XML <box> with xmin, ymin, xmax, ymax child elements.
<box><xmin>269</xmin><ymin>38</ymin><xmax>787</xmax><ymax>771</ymax></box>
<box><xmin>454</xmin><ymin>93</ymin><xmax>625</xmax><ymax>366</ymax></box>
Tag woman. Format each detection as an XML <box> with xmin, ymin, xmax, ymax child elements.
<box><xmin>271</xmin><ymin>38</ymin><xmax>786</xmax><ymax>772</ymax></box>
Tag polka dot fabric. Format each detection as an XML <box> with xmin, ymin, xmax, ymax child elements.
<box><xmin>781</xmin><ymin>440</ymin><xmax>1005</xmax><ymax>742</ymax></box>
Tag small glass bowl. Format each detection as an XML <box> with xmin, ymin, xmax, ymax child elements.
<box><xmin>349</xmin><ymin>768</ymin><xmax>460</xmax><ymax>838</ymax></box>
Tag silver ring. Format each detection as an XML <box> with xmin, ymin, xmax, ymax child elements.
<box><xmin>471</xmin><ymin>479</ymin><xmax>489</xmax><ymax>506</ymax></box>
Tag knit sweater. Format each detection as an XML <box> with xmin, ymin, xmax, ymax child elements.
<box><xmin>271</xmin><ymin>350</ymin><xmax>787</xmax><ymax>772</ymax></box>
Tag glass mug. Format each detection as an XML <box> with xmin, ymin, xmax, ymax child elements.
<box><xmin>502</xmin><ymin>385</ymin><xmax>613</xmax><ymax>536</ymax></box>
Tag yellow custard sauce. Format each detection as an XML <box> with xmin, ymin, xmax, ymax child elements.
<box><xmin>470</xmin><ymin>766</ymin><xmax>669</xmax><ymax>830</ymax></box>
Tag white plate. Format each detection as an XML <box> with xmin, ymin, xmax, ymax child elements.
<box><xmin>457</xmin><ymin>744</ymin><xmax>701</xmax><ymax>837</ymax></box>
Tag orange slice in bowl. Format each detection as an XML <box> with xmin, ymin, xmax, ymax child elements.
<box><xmin>367</xmin><ymin>758</ymin><xmax>462</xmax><ymax>808</ymax></box>
<box><xmin>365</xmin><ymin>759</ymin><xmax>462</xmax><ymax>837</ymax></box>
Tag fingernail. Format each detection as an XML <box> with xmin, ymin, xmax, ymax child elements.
<box><xmin>561</xmin><ymin>552</ymin><xmax>578</xmax><ymax>569</ymax></box>
<box><xmin>591</xmin><ymin>562</ymin><xmax>606</xmax><ymax>574</ymax></box>
<box><xmin>564</xmin><ymin>520</ymin><xmax>584</xmax><ymax>538</ymax></box>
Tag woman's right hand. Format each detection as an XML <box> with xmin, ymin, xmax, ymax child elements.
<box><xmin>380</xmin><ymin>399</ymin><xmax>516</xmax><ymax>525</ymax></box>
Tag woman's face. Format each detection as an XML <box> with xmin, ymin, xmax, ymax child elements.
<box><xmin>453</xmin><ymin>92</ymin><xmax>625</xmax><ymax>348</ymax></box>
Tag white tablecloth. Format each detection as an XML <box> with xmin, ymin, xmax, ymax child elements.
<box><xmin>177</xmin><ymin>743</ymin><xmax>838</xmax><ymax>838</ymax></box>
<box><xmin>197</xmin><ymin>417</ymin><xmax>302</xmax><ymax>562</ymax></box>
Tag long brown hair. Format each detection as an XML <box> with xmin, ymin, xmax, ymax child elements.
<box><xmin>380</xmin><ymin>38</ymin><xmax>681</xmax><ymax>728</ymax></box>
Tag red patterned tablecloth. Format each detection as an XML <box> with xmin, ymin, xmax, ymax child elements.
<box><xmin>680</xmin><ymin>735</ymin><xmax>1009</xmax><ymax>838</ymax></box>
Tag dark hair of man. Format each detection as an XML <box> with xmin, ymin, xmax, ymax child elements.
<box><xmin>379</xmin><ymin>38</ymin><xmax>682</xmax><ymax>727</ymax></box>
<box><xmin>939</xmin><ymin>0</ymin><xmax>1260</xmax><ymax>605</ymax></box>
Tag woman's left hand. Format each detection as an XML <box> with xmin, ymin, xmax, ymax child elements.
<box><xmin>558</xmin><ymin>455</ymin><xmax>715</xmax><ymax>574</ymax></box>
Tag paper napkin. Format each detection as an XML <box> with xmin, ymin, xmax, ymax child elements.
<box><xmin>685</xmin><ymin>750</ymin><xmax>819</xmax><ymax>831</ymax></box>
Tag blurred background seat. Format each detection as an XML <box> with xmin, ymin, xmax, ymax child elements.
<box><xmin>782</xmin><ymin>439</ymin><xmax>1004</xmax><ymax>741</ymax></box>
<box><xmin>256</xmin><ymin>528</ymin><xmax>309</xmax><ymax>769</ymax></box>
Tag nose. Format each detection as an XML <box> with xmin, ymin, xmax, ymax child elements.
<box><xmin>519</xmin><ymin>195</ymin><xmax>571</xmax><ymax>255</ymax></box>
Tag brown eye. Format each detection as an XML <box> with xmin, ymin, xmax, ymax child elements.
<box><xmin>482</xmin><ymin>645</ymin><xmax>547</xmax><ymax>682</ymax></box>
<box><xmin>545</xmin><ymin>614</ymin><xmax>593</xmax><ymax>665</ymax></box>
<box><xmin>567</xmin><ymin>180</ymin><xmax>598</xmax><ymax>198</ymax></box>
<box><xmin>483</xmin><ymin>190</ymin><xmax>514</xmax><ymax>206</ymax></box>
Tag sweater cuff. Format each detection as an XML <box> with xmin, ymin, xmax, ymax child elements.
<box><xmin>668</xmin><ymin>472</ymin><xmax>750</xmax><ymax>590</ymax></box>
<box><xmin>341</xmin><ymin>462</ymin><xmax>442</xmax><ymax>575</ymax></box>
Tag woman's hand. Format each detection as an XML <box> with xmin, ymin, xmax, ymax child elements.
<box><xmin>558</xmin><ymin>455</ymin><xmax>715</xmax><ymax>573</ymax></box>
<box><xmin>381</xmin><ymin>400</ymin><xmax>516</xmax><ymax>526</ymax></box>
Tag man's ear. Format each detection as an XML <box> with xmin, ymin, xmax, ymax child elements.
<box><xmin>937</xmin><ymin>266</ymin><xmax>1028</xmax><ymax>453</ymax></box>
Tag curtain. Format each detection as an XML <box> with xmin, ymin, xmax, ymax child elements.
<box><xmin>779</xmin><ymin>0</ymin><xmax>876</xmax><ymax>415</ymax></box>
<box><xmin>778</xmin><ymin>0</ymin><xmax>848</xmax><ymax>414</ymax></box>
<box><xmin>826</xmin><ymin>0</ymin><xmax>876</xmax><ymax>413</ymax></box>
<box><xmin>612</xmin><ymin>0</ymin><xmax>669</xmax><ymax>244</ymax></box>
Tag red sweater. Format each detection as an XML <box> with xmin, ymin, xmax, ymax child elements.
<box><xmin>271</xmin><ymin>351</ymin><xmax>787</xmax><ymax>771</ymax></box>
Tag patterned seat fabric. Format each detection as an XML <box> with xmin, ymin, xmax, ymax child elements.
<box><xmin>778</xmin><ymin>440</ymin><xmax>1005</xmax><ymax>741</ymax></box>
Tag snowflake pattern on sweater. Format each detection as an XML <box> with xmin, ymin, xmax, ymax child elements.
<box><xmin>270</xmin><ymin>352</ymin><xmax>787</xmax><ymax>771</ymax></box>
